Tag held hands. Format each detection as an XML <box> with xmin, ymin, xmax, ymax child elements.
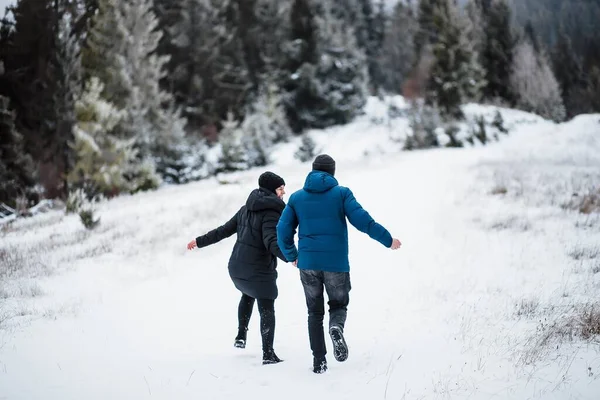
<box><xmin>187</xmin><ymin>240</ymin><xmax>197</xmax><ymax>250</ymax></box>
<box><xmin>390</xmin><ymin>238</ymin><xmax>402</xmax><ymax>250</ymax></box>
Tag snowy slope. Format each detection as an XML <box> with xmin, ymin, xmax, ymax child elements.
<box><xmin>1</xmin><ymin>99</ymin><xmax>599</xmax><ymax>400</ymax></box>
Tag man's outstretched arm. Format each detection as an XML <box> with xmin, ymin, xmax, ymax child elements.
<box><xmin>342</xmin><ymin>188</ymin><xmax>400</xmax><ymax>249</ymax></box>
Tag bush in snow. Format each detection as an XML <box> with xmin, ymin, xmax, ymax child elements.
<box><xmin>472</xmin><ymin>115</ymin><xmax>488</xmax><ymax>145</ymax></box>
<box><xmin>444</xmin><ymin>124</ymin><xmax>463</xmax><ymax>148</ymax></box>
<box><xmin>157</xmin><ymin>140</ymin><xmax>211</xmax><ymax>185</ymax></box>
<box><xmin>66</xmin><ymin>187</ymin><xmax>101</xmax><ymax>229</ymax></box>
<box><xmin>492</xmin><ymin>110</ymin><xmax>508</xmax><ymax>135</ymax></box>
<box><xmin>216</xmin><ymin>112</ymin><xmax>247</xmax><ymax>173</ymax></box>
<box><xmin>567</xmin><ymin>188</ymin><xmax>600</xmax><ymax>215</ymax></box>
<box><xmin>66</xmin><ymin>188</ymin><xmax>86</xmax><ymax>214</ymax></box>
<box><xmin>295</xmin><ymin>133</ymin><xmax>317</xmax><ymax>162</ymax></box>
<box><xmin>404</xmin><ymin>100</ymin><xmax>440</xmax><ymax>150</ymax></box>
<box><xmin>79</xmin><ymin>208</ymin><xmax>100</xmax><ymax>230</ymax></box>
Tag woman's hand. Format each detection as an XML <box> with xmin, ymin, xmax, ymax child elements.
<box><xmin>187</xmin><ymin>240</ymin><xmax>197</xmax><ymax>250</ymax></box>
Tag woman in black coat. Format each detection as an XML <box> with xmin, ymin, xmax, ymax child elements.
<box><xmin>187</xmin><ymin>172</ymin><xmax>288</xmax><ymax>364</ymax></box>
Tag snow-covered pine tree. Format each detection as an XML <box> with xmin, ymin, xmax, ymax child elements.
<box><xmin>216</xmin><ymin>111</ymin><xmax>247</xmax><ymax>173</ymax></box>
<box><xmin>0</xmin><ymin>95</ymin><xmax>36</xmax><ymax>208</ymax></box>
<box><xmin>154</xmin><ymin>0</ymin><xmax>225</xmax><ymax>132</ymax></box>
<box><xmin>1</xmin><ymin>0</ymin><xmax>86</xmax><ymax>199</ymax></box>
<box><xmin>253</xmin><ymin>0</ymin><xmax>291</xmax><ymax>77</ymax></box>
<box><xmin>456</xmin><ymin>1</ymin><xmax>486</xmax><ymax>103</ymax></box>
<box><xmin>425</xmin><ymin>0</ymin><xmax>485</xmax><ymax>119</ymax></box>
<box><xmin>283</xmin><ymin>0</ymin><xmax>369</xmax><ymax>132</ymax></box>
<box><xmin>52</xmin><ymin>11</ymin><xmax>82</xmax><ymax>197</ymax></box>
<box><xmin>380</xmin><ymin>0</ymin><xmax>418</xmax><ymax>94</ymax></box>
<box><xmin>510</xmin><ymin>39</ymin><xmax>566</xmax><ymax>122</ymax></box>
<box><xmin>67</xmin><ymin>77</ymin><xmax>142</xmax><ymax>197</ymax></box>
<box><xmin>551</xmin><ymin>31</ymin><xmax>586</xmax><ymax>119</ymax></box>
<box><xmin>210</xmin><ymin>0</ymin><xmax>253</xmax><ymax>123</ymax></box>
<box><xmin>481</xmin><ymin>0</ymin><xmax>514</xmax><ymax>104</ymax></box>
<box><xmin>415</xmin><ymin>0</ymin><xmax>443</xmax><ymax>57</ymax></box>
<box><xmin>241</xmin><ymin>82</ymin><xmax>292</xmax><ymax>167</ymax></box>
<box><xmin>83</xmin><ymin>0</ymin><xmax>186</xmax><ymax>180</ymax></box>
<box><xmin>405</xmin><ymin>99</ymin><xmax>440</xmax><ymax>150</ymax></box>
<box><xmin>464</xmin><ymin>0</ymin><xmax>486</xmax><ymax>59</ymax></box>
<box><xmin>295</xmin><ymin>133</ymin><xmax>317</xmax><ymax>162</ymax></box>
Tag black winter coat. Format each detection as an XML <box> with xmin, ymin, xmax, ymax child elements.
<box><xmin>195</xmin><ymin>188</ymin><xmax>287</xmax><ymax>300</ymax></box>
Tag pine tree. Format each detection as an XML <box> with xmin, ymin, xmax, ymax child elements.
<box><xmin>216</xmin><ymin>111</ymin><xmax>247</xmax><ymax>173</ymax></box>
<box><xmin>241</xmin><ymin>84</ymin><xmax>291</xmax><ymax>167</ymax></box>
<box><xmin>414</xmin><ymin>0</ymin><xmax>443</xmax><ymax>57</ymax></box>
<box><xmin>0</xmin><ymin>95</ymin><xmax>36</xmax><ymax>207</ymax></box>
<box><xmin>370</xmin><ymin>0</ymin><xmax>387</xmax><ymax>90</ymax></box>
<box><xmin>51</xmin><ymin>10</ymin><xmax>82</xmax><ymax>197</ymax></box>
<box><xmin>510</xmin><ymin>39</ymin><xmax>566</xmax><ymax>122</ymax></box>
<box><xmin>67</xmin><ymin>77</ymin><xmax>141</xmax><ymax>197</ymax></box>
<box><xmin>83</xmin><ymin>0</ymin><xmax>186</xmax><ymax>180</ymax></box>
<box><xmin>464</xmin><ymin>0</ymin><xmax>485</xmax><ymax>57</ymax></box>
<box><xmin>552</xmin><ymin>31</ymin><xmax>585</xmax><ymax>119</ymax></box>
<box><xmin>154</xmin><ymin>0</ymin><xmax>247</xmax><ymax>132</ymax></box>
<box><xmin>380</xmin><ymin>0</ymin><xmax>418</xmax><ymax>93</ymax></box>
<box><xmin>0</xmin><ymin>1</ymin><xmax>59</xmax><ymax>198</ymax></box>
<box><xmin>294</xmin><ymin>133</ymin><xmax>317</xmax><ymax>162</ymax></box>
<box><xmin>253</xmin><ymin>0</ymin><xmax>291</xmax><ymax>77</ymax></box>
<box><xmin>481</xmin><ymin>0</ymin><xmax>514</xmax><ymax>104</ymax></box>
<box><xmin>210</xmin><ymin>0</ymin><xmax>253</xmax><ymax>124</ymax></box>
<box><xmin>352</xmin><ymin>0</ymin><xmax>384</xmax><ymax>91</ymax></box>
<box><xmin>282</xmin><ymin>0</ymin><xmax>368</xmax><ymax>132</ymax></box>
<box><xmin>405</xmin><ymin>99</ymin><xmax>440</xmax><ymax>150</ymax></box>
<box><xmin>426</xmin><ymin>0</ymin><xmax>485</xmax><ymax>119</ymax></box>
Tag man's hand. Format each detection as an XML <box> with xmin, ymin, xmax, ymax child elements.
<box><xmin>292</xmin><ymin>260</ymin><xmax>298</xmax><ymax>267</ymax></box>
<box><xmin>390</xmin><ymin>238</ymin><xmax>402</xmax><ymax>250</ymax></box>
<box><xmin>187</xmin><ymin>240</ymin><xmax>197</xmax><ymax>250</ymax></box>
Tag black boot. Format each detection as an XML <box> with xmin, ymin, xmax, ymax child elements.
<box><xmin>313</xmin><ymin>356</ymin><xmax>327</xmax><ymax>374</ymax></box>
<box><xmin>329</xmin><ymin>325</ymin><xmax>348</xmax><ymax>362</ymax></box>
<box><xmin>234</xmin><ymin>328</ymin><xmax>247</xmax><ymax>349</ymax></box>
<box><xmin>262</xmin><ymin>349</ymin><xmax>283</xmax><ymax>365</ymax></box>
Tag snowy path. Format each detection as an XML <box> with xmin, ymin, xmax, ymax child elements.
<box><xmin>1</xmin><ymin>113</ymin><xmax>599</xmax><ymax>399</ymax></box>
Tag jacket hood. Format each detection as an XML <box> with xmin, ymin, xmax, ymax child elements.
<box><xmin>303</xmin><ymin>170</ymin><xmax>339</xmax><ymax>193</ymax></box>
<box><xmin>246</xmin><ymin>188</ymin><xmax>285</xmax><ymax>213</ymax></box>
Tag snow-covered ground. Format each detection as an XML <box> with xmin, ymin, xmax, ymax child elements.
<box><xmin>1</xmin><ymin>98</ymin><xmax>599</xmax><ymax>399</ymax></box>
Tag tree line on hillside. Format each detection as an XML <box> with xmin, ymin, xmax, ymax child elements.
<box><xmin>1</xmin><ymin>0</ymin><xmax>598</xmax><ymax>211</ymax></box>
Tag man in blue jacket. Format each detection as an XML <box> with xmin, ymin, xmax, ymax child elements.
<box><xmin>277</xmin><ymin>154</ymin><xmax>401</xmax><ymax>374</ymax></box>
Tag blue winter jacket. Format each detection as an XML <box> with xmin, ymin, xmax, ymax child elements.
<box><xmin>276</xmin><ymin>170</ymin><xmax>393</xmax><ymax>272</ymax></box>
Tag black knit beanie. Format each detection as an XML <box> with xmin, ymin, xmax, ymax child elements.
<box><xmin>258</xmin><ymin>171</ymin><xmax>285</xmax><ymax>194</ymax></box>
<box><xmin>312</xmin><ymin>154</ymin><xmax>336</xmax><ymax>176</ymax></box>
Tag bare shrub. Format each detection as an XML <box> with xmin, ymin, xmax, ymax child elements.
<box><xmin>515</xmin><ymin>297</ymin><xmax>540</xmax><ymax>318</ymax></box>
<box><xmin>490</xmin><ymin>186</ymin><xmax>508</xmax><ymax>195</ymax></box>
<box><xmin>576</xmin><ymin>306</ymin><xmax>600</xmax><ymax>340</ymax></box>
<box><xmin>521</xmin><ymin>303</ymin><xmax>600</xmax><ymax>364</ymax></box>
<box><xmin>489</xmin><ymin>215</ymin><xmax>531</xmax><ymax>231</ymax></box>
<box><xmin>0</xmin><ymin>244</ymin><xmax>52</xmax><ymax>280</ymax></box>
<box><xmin>566</xmin><ymin>188</ymin><xmax>600</xmax><ymax>214</ymax></box>
<box><xmin>567</xmin><ymin>245</ymin><xmax>600</xmax><ymax>261</ymax></box>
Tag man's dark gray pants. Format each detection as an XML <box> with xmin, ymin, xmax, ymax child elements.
<box><xmin>299</xmin><ymin>269</ymin><xmax>351</xmax><ymax>360</ymax></box>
